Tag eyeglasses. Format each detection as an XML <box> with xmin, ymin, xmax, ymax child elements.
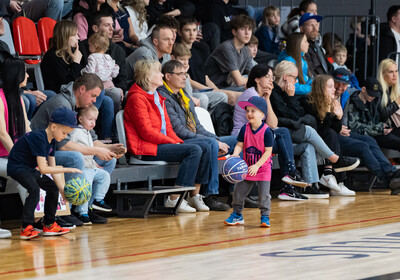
<box><xmin>168</xmin><ymin>72</ymin><xmax>187</xmax><ymax>77</ymax></box>
<box><xmin>265</xmin><ymin>75</ymin><xmax>275</xmax><ymax>81</ymax></box>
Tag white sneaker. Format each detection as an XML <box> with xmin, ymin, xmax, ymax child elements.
<box><xmin>187</xmin><ymin>194</ymin><xmax>210</xmax><ymax>212</ymax></box>
<box><xmin>319</xmin><ymin>174</ymin><xmax>341</xmax><ymax>191</ymax></box>
<box><xmin>330</xmin><ymin>182</ymin><xmax>356</xmax><ymax>196</ymax></box>
<box><xmin>165</xmin><ymin>196</ymin><xmax>196</xmax><ymax>213</ymax></box>
<box><xmin>0</xmin><ymin>228</ymin><xmax>11</xmax><ymax>239</ymax></box>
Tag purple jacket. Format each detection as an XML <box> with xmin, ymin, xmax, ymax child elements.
<box><xmin>231</xmin><ymin>87</ymin><xmax>259</xmax><ymax>135</ymax></box>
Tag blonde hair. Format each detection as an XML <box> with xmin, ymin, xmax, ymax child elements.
<box><xmin>125</xmin><ymin>0</ymin><xmax>148</xmax><ymax>29</ymax></box>
<box><xmin>378</xmin><ymin>58</ymin><xmax>400</xmax><ymax>108</ymax></box>
<box><xmin>88</xmin><ymin>31</ymin><xmax>110</xmax><ymax>53</ymax></box>
<box><xmin>77</xmin><ymin>104</ymin><xmax>99</xmax><ymax>119</ymax></box>
<box><xmin>308</xmin><ymin>75</ymin><xmax>334</xmax><ymax>122</ymax></box>
<box><xmin>262</xmin><ymin>6</ymin><xmax>280</xmax><ymax>26</ymax></box>
<box><xmin>274</xmin><ymin>60</ymin><xmax>297</xmax><ymax>85</ymax></box>
<box><xmin>134</xmin><ymin>60</ymin><xmax>161</xmax><ymax>91</ymax></box>
<box><xmin>171</xmin><ymin>43</ymin><xmax>192</xmax><ymax>58</ymax></box>
<box><xmin>333</xmin><ymin>44</ymin><xmax>347</xmax><ymax>56</ymax></box>
<box><xmin>52</xmin><ymin>20</ymin><xmax>78</xmax><ymax>64</ymax></box>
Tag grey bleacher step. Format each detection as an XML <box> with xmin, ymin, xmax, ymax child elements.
<box><xmin>114</xmin><ymin>186</ymin><xmax>195</xmax><ymax>195</ymax></box>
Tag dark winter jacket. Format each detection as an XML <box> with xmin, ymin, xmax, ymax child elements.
<box><xmin>379</xmin><ymin>23</ymin><xmax>398</xmax><ymax>63</ymax></box>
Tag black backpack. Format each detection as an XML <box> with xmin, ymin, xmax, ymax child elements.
<box><xmin>211</xmin><ymin>102</ymin><xmax>234</xmax><ymax>136</ymax></box>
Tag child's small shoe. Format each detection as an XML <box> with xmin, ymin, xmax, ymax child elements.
<box><xmin>43</xmin><ymin>222</ymin><xmax>70</xmax><ymax>236</ymax></box>
<box><xmin>20</xmin><ymin>225</ymin><xmax>40</xmax><ymax>240</ymax></box>
<box><xmin>224</xmin><ymin>212</ymin><xmax>244</xmax><ymax>225</ymax></box>
<box><xmin>260</xmin><ymin>215</ymin><xmax>270</xmax><ymax>228</ymax></box>
<box><xmin>92</xmin><ymin>200</ymin><xmax>112</xmax><ymax>212</ymax></box>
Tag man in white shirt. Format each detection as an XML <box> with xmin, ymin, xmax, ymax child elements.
<box><xmin>379</xmin><ymin>5</ymin><xmax>400</xmax><ymax>63</ymax></box>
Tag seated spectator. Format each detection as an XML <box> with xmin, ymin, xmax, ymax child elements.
<box><xmin>124</xmin><ymin>60</ymin><xmax>206</xmax><ymax>213</ymax></box>
<box><xmin>5</xmin><ymin>0</ymin><xmax>63</xmax><ymax>23</ymax></box>
<box><xmin>373</xmin><ymin>59</ymin><xmax>400</xmax><ymax>151</ymax></box>
<box><xmin>271</xmin><ymin>61</ymin><xmax>361</xmax><ymax>197</ymax></box>
<box><xmin>125</xmin><ymin>25</ymin><xmax>174</xmax><ymax>83</ymax></box>
<box><xmin>73</xmin><ymin>0</ymin><xmax>121</xmax><ymax>41</ymax></box>
<box><xmin>278</xmin><ymin>32</ymin><xmax>312</xmax><ymax>95</ymax></box>
<box><xmin>322</xmin><ymin>32</ymin><xmax>342</xmax><ymax>64</ymax></box>
<box><xmin>301</xmin><ymin>75</ymin><xmax>360</xmax><ymax>196</ymax></box>
<box><xmin>81</xmin><ymin>31</ymin><xmax>123</xmax><ymax>119</ymax></box>
<box><xmin>205</xmin><ymin>15</ymin><xmax>255</xmax><ymax>99</ymax></box>
<box><xmin>171</xmin><ymin>43</ymin><xmax>227</xmax><ymax>112</ymax></box>
<box><xmin>41</xmin><ymin>19</ymin><xmax>115</xmax><ymax>140</ymax></box>
<box><xmin>146</xmin><ymin>0</ymin><xmax>195</xmax><ymax>29</ymax></box>
<box><xmin>300</xmin><ymin>13</ymin><xmax>333</xmax><ymax>76</ymax></box>
<box><xmin>331</xmin><ymin>44</ymin><xmax>360</xmax><ymax>90</ymax></box>
<box><xmin>231</xmin><ymin>64</ymin><xmax>309</xmax><ymax>201</ymax></box>
<box><xmin>280</xmin><ymin>0</ymin><xmax>317</xmax><ymax>40</ymax></box>
<box><xmin>246</xmin><ymin>35</ymin><xmax>258</xmax><ymax>67</ymax></box>
<box><xmin>255</xmin><ymin>5</ymin><xmax>280</xmax><ymax>55</ymax></box>
<box><xmin>102</xmin><ymin>0</ymin><xmax>139</xmax><ymax>54</ymax></box>
<box><xmin>345</xmin><ymin>77</ymin><xmax>400</xmax><ymax>195</ymax></box>
<box><xmin>124</xmin><ymin>0</ymin><xmax>150</xmax><ymax>42</ymax></box>
<box><xmin>177</xmin><ymin>17</ymin><xmax>238</xmax><ymax>105</ymax></box>
<box><xmin>379</xmin><ymin>5</ymin><xmax>400</xmax><ymax>63</ymax></box>
<box><xmin>0</xmin><ymin>59</ymin><xmax>31</xmax><ymax>201</ymax></box>
<box><xmin>202</xmin><ymin>0</ymin><xmax>239</xmax><ymax>43</ymax></box>
<box><xmin>69</xmin><ymin>105</ymin><xmax>116</xmax><ymax>224</ymax></box>
<box><xmin>158</xmin><ymin>60</ymin><xmax>235</xmax><ymax>210</ymax></box>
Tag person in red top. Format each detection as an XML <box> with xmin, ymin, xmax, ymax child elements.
<box><xmin>124</xmin><ymin>59</ymin><xmax>205</xmax><ymax>213</ymax></box>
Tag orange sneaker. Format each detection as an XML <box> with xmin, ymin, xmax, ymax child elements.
<box><xmin>20</xmin><ymin>225</ymin><xmax>40</xmax><ymax>240</ymax></box>
<box><xmin>43</xmin><ymin>222</ymin><xmax>70</xmax><ymax>236</ymax></box>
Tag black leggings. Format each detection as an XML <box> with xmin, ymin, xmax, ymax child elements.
<box><xmin>9</xmin><ymin>168</ymin><xmax>59</xmax><ymax>227</ymax></box>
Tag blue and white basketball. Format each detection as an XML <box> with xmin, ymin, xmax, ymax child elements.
<box><xmin>222</xmin><ymin>157</ymin><xmax>248</xmax><ymax>184</ymax></box>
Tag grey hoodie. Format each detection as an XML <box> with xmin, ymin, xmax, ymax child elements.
<box><xmin>125</xmin><ymin>37</ymin><xmax>171</xmax><ymax>81</ymax></box>
<box><xmin>30</xmin><ymin>82</ymin><xmax>98</xmax><ymax>148</ymax></box>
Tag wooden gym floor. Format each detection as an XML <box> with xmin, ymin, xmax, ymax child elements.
<box><xmin>1</xmin><ymin>190</ymin><xmax>400</xmax><ymax>280</ymax></box>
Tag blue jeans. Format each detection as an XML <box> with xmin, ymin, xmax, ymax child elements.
<box><xmin>303</xmin><ymin>125</ymin><xmax>334</xmax><ymax>159</ymax></box>
<box><xmin>55</xmin><ymin>150</ymin><xmax>85</xmax><ymax>182</ymax></box>
<box><xmin>141</xmin><ymin>143</ymin><xmax>202</xmax><ymax>186</ymax></box>
<box><xmin>339</xmin><ymin>132</ymin><xmax>396</xmax><ymax>180</ymax></box>
<box><xmin>93</xmin><ymin>89</ymin><xmax>114</xmax><ymax>139</ymax></box>
<box><xmin>94</xmin><ymin>156</ymin><xmax>116</xmax><ymax>175</ymax></box>
<box><xmin>21</xmin><ymin>0</ymin><xmax>63</xmax><ymax>21</ymax></box>
<box><xmin>272</xmin><ymin>127</ymin><xmax>296</xmax><ymax>177</ymax></box>
<box><xmin>76</xmin><ymin>167</ymin><xmax>110</xmax><ymax>215</ymax></box>
<box><xmin>293</xmin><ymin>142</ymin><xmax>319</xmax><ymax>184</ymax></box>
<box><xmin>22</xmin><ymin>90</ymin><xmax>57</xmax><ymax>120</ymax></box>
<box><xmin>62</xmin><ymin>0</ymin><xmax>73</xmax><ymax>18</ymax></box>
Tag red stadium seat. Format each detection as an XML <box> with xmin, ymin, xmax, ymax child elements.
<box><xmin>12</xmin><ymin>16</ymin><xmax>44</xmax><ymax>91</ymax></box>
<box><xmin>37</xmin><ymin>17</ymin><xmax>57</xmax><ymax>53</ymax></box>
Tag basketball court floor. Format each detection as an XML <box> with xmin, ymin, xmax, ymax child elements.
<box><xmin>1</xmin><ymin>190</ymin><xmax>400</xmax><ymax>280</ymax></box>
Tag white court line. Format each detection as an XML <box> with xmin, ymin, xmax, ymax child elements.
<box><xmin>26</xmin><ymin>222</ymin><xmax>400</xmax><ymax>280</ymax></box>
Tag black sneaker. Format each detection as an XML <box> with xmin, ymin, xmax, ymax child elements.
<box><xmin>203</xmin><ymin>195</ymin><xmax>230</xmax><ymax>211</ymax></box>
<box><xmin>32</xmin><ymin>218</ymin><xmax>43</xmax><ymax>232</ymax></box>
<box><xmin>278</xmin><ymin>184</ymin><xmax>308</xmax><ymax>201</ymax></box>
<box><xmin>88</xmin><ymin>208</ymin><xmax>108</xmax><ymax>224</ymax></box>
<box><xmin>92</xmin><ymin>200</ymin><xmax>112</xmax><ymax>212</ymax></box>
<box><xmin>244</xmin><ymin>196</ymin><xmax>258</xmax><ymax>208</ymax></box>
<box><xmin>282</xmin><ymin>170</ymin><xmax>308</xmax><ymax>188</ymax></box>
<box><xmin>333</xmin><ymin>156</ymin><xmax>360</xmax><ymax>173</ymax></box>
<box><xmin>76</xmin><ymin>214</ymin><xmax>92</xmax><ymax>226</ymax></box>
<box><xmin>55</xmin><ymin>216</ymin><xmax>77</xmax><ymax>230</ymax></box>
<box><xmin>301</xmin><ymin>184</ymin><xmax>329</xmax><ymax>199</ymax></box>
<box><xmin>61</xmin><ymin>214</ymin><xmax>84</xmax><ymax>227</ymax></box>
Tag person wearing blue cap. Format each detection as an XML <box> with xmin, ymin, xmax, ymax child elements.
<box><xmin>7</xmin><ymin>107</ymin><xmax>82</xmax><ymax>240</ymax></box>
<box><xmin>225</xmin><ymin>96</ymin><xmax>274</xmax><ymax>227</ymax></box>
<box><xmin>300</xmin><ymin>11</ymin><xmax>334</xmax><ymax>76</ymax></box>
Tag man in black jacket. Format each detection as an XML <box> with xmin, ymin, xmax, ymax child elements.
<box><xmin>379</xmin><ymin>5</ymin><xmax>400</xmax><ymax>63</ymax></box>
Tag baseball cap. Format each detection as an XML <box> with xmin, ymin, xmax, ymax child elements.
<box><xmin>238</xmin><ymin>96</ymin><xmax>268</xmax><ymax>116</ymax></box>
<box><xmin>332</xmin><ymin>68</ymin><xmax>351</xmax><ymax>84</ymax></box>
<box><xmin>363</xmin><ymin>77</ymin><xmax>382</xmax><ymax>98</ymax></box>
<box><xmin>50</xmin><ymin>107</ymin><xmax>80</xmax><ymax>128</ymax></box>
<box><xmin>299</xmin><ymin>13</ymin><xmax>323</xmax><ymax>26</ymax></box>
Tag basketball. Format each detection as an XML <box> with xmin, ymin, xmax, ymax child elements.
<box><xmin>64</xmin><ymin>177</ymin><xmax>92</xmax><ymax>206</ymax></box>
<box><xmin>222</xmin><ymin>157</ymin><xmax>248</xmax><ymax>184</ymax></box>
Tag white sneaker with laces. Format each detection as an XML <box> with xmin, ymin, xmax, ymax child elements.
<box><xmin>330</xmin><ymin>182</ymin><xmax>356</xmax><ymax>196</ymax></box>
<box><xmin>0</xmin><ymin>228</ymin><xmax>11</xmax><ymax>239</ymax></box>
<box><xmin>319</xmin><ymin>174</ymin><xmax>341</xmax><ymax>191</ymax></box>
<box><xmin>187</xmin><ymin>194</ymin><xmax>210</xmax><ymax>212</ymax></box>
<box><xmin>165</xmin><ymin>196</ymin><xmax>196</xmax><ymax>213</ymax></box>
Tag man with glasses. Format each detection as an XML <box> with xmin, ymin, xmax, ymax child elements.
<box><xmin>158</xmin><ymin>60</ymin><xmax>237</xmax><ymax>211</ymax></box>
